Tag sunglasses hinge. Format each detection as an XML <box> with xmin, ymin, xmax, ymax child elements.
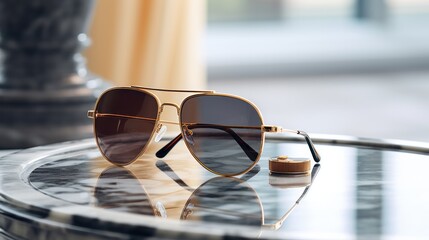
<box><xmin>262</xmin><ymin>125</ymin><xmax>282</xmax><ymax>133</ymax></box>
<box><xmin>87</xmin><ymin>110</ymin><xmax>95</xmax><ymax>118</ymax></box>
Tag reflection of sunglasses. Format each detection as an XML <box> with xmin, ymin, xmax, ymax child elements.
<box><xmin>88</xmin><ymin>86</ymin><xmax>321</xmax><ymax>176</ymax></box>
<box><xmin>94</xmin><ymin>160</ymin><xmax>321</xmax><ymax>231</ymax></box>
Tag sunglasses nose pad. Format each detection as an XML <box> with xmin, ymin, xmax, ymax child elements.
<box><xmin>183</xmin><ymin>126</ymin><xmax>194</xmax><ymax>145</ymax></box>
<box><xmin>155</xmin><ymin>201</ymin><xmax>167</xmax><ymax>218</ymax></box>
<box><xmin>183</xmin><ymin>203</ymin><xmax>194</xmax><ymax>219</ymax></box>
<box><xmin>154</xmin><ymin>124</ymin><xmax>167</xmax><ymax>143</ymax></box>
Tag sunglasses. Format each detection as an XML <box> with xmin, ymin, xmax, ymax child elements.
<box><xmin>88</xmin><ymin>86</ymin><xmax>321</xmax><ymax>176</ymax></box>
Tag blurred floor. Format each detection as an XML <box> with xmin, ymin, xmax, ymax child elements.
<box><xmin>208</xmin><ymin>71</ymin><xmax>429</xmax><ymax>143</ymax></box>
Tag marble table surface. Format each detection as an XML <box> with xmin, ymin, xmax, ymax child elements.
<box><xmin>0</xmin><ymin>135</ymin><xmax>428</xmax><ymax>239</ymax></box>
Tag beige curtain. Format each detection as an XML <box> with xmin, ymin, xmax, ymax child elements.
<box><xmin>88</xmin><ymin>1</ymin><xmax>205</xmax><ymax>206</ymax></box>
<box><xmin>85</xmin><ymin>0</ymin><xmax>206</xmax><ymax>90</ymax></box>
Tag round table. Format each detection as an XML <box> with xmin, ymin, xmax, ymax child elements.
<box><xmin>0</xmin><ymin>135</ymin><xmax>428</xmax><ymax>239</ymax></box>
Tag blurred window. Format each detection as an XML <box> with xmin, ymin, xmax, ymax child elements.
<box><xmin>206</xmin><ymin>0</ymin><xmax>429</xmax><ymax>79</ymax></box>
<box><xmin>208</xmin><ymin>0</ymin><xmax>353</xmax><ymax>22</ymax></box>
<box><xmin>208</xmin><ymin>0</ymin><xmax>429</xmax><ymax>24</ymax></box>
<box><xmin>208</xmin><ymin>0</ymin><xmax>283</xmax><ymax>23</ymax></box>
<box><xmin>390</xmin><ymin>0</ymin><xmax>429</xmax><ymax>15</ymax></box>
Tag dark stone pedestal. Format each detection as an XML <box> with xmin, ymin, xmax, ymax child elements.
<box><xmin>0</xmin><ymin>0</ymin><xmax>109</xmax><ymax>148</ymax></box>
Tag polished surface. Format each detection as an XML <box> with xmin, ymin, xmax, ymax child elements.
<box><xmin>0</xmin><ymin>135</ymin><xmax>428</xmax><ymax>239</ymax></box>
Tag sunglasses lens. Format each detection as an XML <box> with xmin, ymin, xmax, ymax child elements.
<box><xmin>181</xmin><ymin>95</ymin><xmax>263</xmax><ymax>176</ymax></box>
<box><xmin>182</xmin><ymin>177</ymin><xmax>263</xmax><ymax>226</ymax></box>
<box><xmin>95</xmin><ymin>167</ymin><xmax>155</xmax><ymax>216</ymax></box>
<box><xmin>94</xmin><ymin>88</ymin><xmax>158</xmax><ymax>165</ymax></box>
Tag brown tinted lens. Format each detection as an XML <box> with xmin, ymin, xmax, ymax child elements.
<box><xmin>181</xmin><ymin>95</ymin><xmax>263</xmax><ymax>176</ymax></box>
<box><xmin>94</xmin><ymin>88</ymin><xmax>158</xmax><ymax>165</ymax></box>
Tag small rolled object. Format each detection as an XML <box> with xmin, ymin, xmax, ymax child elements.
<box><xmin>269</xmin><ymin>156</ymin><xmax>311</xmax><ymax>175</ymax></box>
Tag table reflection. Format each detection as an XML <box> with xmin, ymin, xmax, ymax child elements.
<box><xmin>94</xmin><ymin>167</ymin><xmax>156</xmax><ymax>216</ymax></box>
<box><xmin>94</xmin><ymin>160</ymin><xmax>320</xmax><ymax>231</ymax></box>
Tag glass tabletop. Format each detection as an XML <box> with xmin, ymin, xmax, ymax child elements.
<box><xmin>0</xmin><ymin>135</ymin><xmax>428</xmax><ymax>239</ymax></box>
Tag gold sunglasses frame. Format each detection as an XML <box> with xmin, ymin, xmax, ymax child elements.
<box><xmin>88</xmin><ymin>86</ymin><xmax>320</xmax><ymax>177</ymax></box>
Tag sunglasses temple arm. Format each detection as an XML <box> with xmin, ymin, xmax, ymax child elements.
<box><xmin>200</xmin><ymin>124</ymin><xmax>259</xmax><ymax>161</ymax></box>
<box><xmin>239</xmin><ymin>164</ymin><xmax>260</xmax><ymax>181</ymax></box>
<box><xmin>265</xmin><ymin>164</ymin><xmax>321</xmax><ymax>230</ymax></box>
<box><xmin>156</xmin><ymin>134</ymin><xmax>182</xmax><ymax>158</ymax></box>
<box><xmin>91</xmin><ymin>113</ymin><xmax>259</xmax><ymax>161</ymax></box>
<box><xmin>156</xmin><ymin>125</ymin><xmax>259</xmax><ymax>161</ymax></box>
<box><xmin>155</xmin><ymin>160</ymin><xmax>194</xmax><ymax>192</ymax></box>
<box><xmin>296</xmin><ymin>163</ymin><xmax>320</xmax><ymax>203</ymax></box>
<box><xmin>296</xmin><ymin>130</ymin><xmax>321</xmax><ymax>162</ymax></box>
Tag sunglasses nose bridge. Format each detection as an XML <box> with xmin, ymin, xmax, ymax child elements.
<box><xmin>160</xmin><ymin>103</ymin><xmax>181</xmax><ymax>116</ymax></box>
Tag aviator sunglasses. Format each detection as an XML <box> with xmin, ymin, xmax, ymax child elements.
<box><xmin>88</xmin><ymin>86</ymin><xmax>321</xmax><ymax>176</ymax></box>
